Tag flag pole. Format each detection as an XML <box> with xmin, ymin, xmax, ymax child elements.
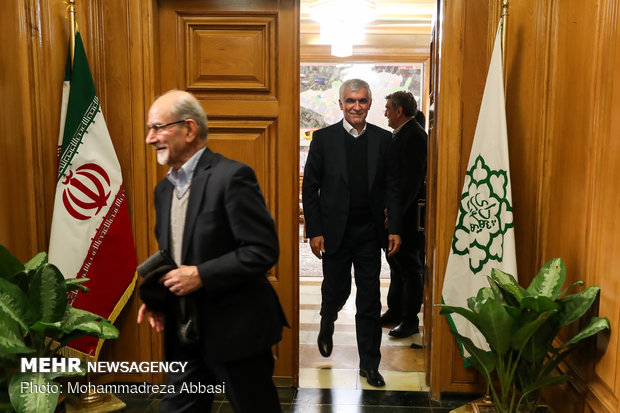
<box><xmin>68</xmin><ymin>0</ymin><xmax>76</xmax><ymax>66</ymax></box>
<box><xmin>63</xmin><ymin>5</ymin><xmax>119</xmax><ymax>408</ymax></box>
<box><xmin>501</xmin><ymin>0</ymin><xmax>509</xmax><ymax>88</ymax></box>
<box><xmin>501</xmin><ymin>0</ymin><xmax>509</xmax><ymax>65</ymax></box>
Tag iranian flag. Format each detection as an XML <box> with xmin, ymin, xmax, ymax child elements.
<box><xmin>48</xmin><ymin>32</ymin><xmax>137</xmax><ymax>359</ymax></box>
<box><xmin>441</xmin><ymin>23</ymin><xmax>517</xmax><ymax>361</ymax></box>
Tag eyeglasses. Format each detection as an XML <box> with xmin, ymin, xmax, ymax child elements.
<box><xmin>147</xmin><ymin>119</ymin><xmax>187</xmax><ymax>132</ymax></box>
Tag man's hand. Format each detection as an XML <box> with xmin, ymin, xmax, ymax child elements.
<box><xmin>160</xmin><ymin>265</ymin><xmax>203</xmax><ymax>296</ymax></box>
<box><xmin>387</xmin><ymin>234</ymin><xmax>402</xmax><ymax>257</ymax></box>
<box><xmin>137</xmin><ymin>303</ymin><xmax>164</xmax><ymax>333</ymax></box>
<box><xmin>310</xmin><ymin>236</ymin><xmax>326</xmax><ymax>259</ymax></box>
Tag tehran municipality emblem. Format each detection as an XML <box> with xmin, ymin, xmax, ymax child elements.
<box><xmin>452</xmin><ymin>155</ymin><xmax>514</xmax><ymax>274</ymax></box>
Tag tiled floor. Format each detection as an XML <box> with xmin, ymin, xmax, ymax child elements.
<box><xmin>298</xmin><ymin>277</ymin><xmax>426</xmax><ymax>392</ymax></box>
<box><xmin>298</xmin><ymin>225</ymin><xmax>426</xmax><ymax>392</ymax></box>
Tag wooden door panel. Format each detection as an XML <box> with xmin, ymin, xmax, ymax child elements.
<box><xmin>207</xmin><ymin>120</ymin><xmax>277</xmax><ymax>210</ymax></box>
<box><xmin>184</xmin><ymin>15</ymin><xmax>276</xmax><ymax>93</ymax></box>
<box><xmin>158</xmin><ymin>0</ymin><xmax>299</xmax><ymax>381</ymax></box>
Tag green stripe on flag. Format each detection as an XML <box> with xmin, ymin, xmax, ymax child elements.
<box><xmin>57</xmin><ymin>32</ymin><xmax>99</xmax><ymax>183</ymax></box>
<box><xmin>64</xmin><ymin>48</ymin><xmax>71</xmax><ymax>82</ymax></box>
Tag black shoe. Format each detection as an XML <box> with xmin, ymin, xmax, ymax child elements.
<box><xmin>359</xmin><ymin>369</ymin><xmax>385</xmax><ymax>387</ymax></box>
<box><xmin>317</xmin><ymin>318</ymin><xmax>334</xmax><ymax>357</ymax></box>
<box><xmin>380</xmin><ymin>311</ymin><xmax>400</xmax><ymax>327</ymax></box>
<box><xmin>388</xmin><ymin>321</ymin><xmax>419</xmax><ymax>338</ymax></box>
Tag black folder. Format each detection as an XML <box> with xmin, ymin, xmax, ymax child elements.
<box><xmin>137</xmin><ymin>250</ymin><xmax>199</xmax><ymax>344</ymax></box>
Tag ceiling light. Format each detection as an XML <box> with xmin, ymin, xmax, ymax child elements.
<box><xmin>309</xmin><ymin>0</ymin><xmax>376</xmax><ymax>57</ymax></box>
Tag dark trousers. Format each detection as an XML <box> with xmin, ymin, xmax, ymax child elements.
<box><xmin>386</xmin><ymin>228</ymin><xmax>425</xmax><ymax>326</ymax></box>
<box><xmin>320</xmin><ymin>221</ymin><xmax>382</xmax><ymax>370</ymax></box>
<box><xmin>162</xmin><ymin>336</ymin><xmax>281</xmax><ymax>413</ymax></box>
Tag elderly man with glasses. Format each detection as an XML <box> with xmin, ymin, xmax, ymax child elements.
<box><xmin>138</xmin><ymin>89</ymin><xmax>288</xmax><ymax>412</ymax></box>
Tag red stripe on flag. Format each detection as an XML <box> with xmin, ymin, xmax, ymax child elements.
<box><xmin>68</xmin><ymin>192</ymin><xmax>137</xmax><ymax>356</ymax></box>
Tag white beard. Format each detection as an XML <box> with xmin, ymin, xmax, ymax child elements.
<box><xmin>156</xmin><ymin>149</ymin><xmax>169</xmax><ymax>166</ymax></box>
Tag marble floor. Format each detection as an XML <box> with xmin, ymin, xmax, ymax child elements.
<box><xmin>298</xmin><ymin>224</ymin><xmax>427</xmax><ymax>392</ymax></box>
<box><xmin>298</xmin><ymin>277</ymin><xmax>426</xmax><ymax>391</ymax></box>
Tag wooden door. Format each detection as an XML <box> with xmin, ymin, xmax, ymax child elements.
<box><xmin>424</xmin><ymin>19</ymin><xmax>437</xmax><ymax>386</ymax></box>
<box><xmin>156</xmin><ymin>0</ymin><xmax>300</xmax><ymax>383</ymax></box>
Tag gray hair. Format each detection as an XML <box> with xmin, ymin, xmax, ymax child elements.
<box><xmin>339</xmin><ymin>79</ymin><xmax>372</xmax><ymax>101</ymax></box>
<box><xmin>385</xmin><ymin>90</ymin><xmax>417</xmax><ymax>117</ymax></box>
<box><xmin>164</xmin><ymin>90</ymin><xmax>209</xmax><ymax>141</ymax></box>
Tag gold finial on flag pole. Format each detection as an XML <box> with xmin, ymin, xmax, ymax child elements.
<box><xmin>501</xmin><ymin>0</ymin><xmax>509</xmax><ymax>88</ymax></box>
<box><xmin>501</xmin><ymin>0</ymin><xmax>509</xmax><ymax>64</ymax></box>
<box><xmin>67</xmin><ymin>0</ymin><xmax>77</xmax><ymax>66</ymax></box>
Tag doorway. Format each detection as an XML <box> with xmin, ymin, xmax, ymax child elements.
<box><xmin>297</xmin><ymin>62</ymin><xmax>428</xmax><ymax>390</ymax></box>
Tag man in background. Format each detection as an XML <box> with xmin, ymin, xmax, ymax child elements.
<box><xmin>138</xmin><ymin>90</ymin><xmax>287</xmax><ymax>412</ymax></box>
<box><xmin>381</xmin><ymin>91</ymin><xmax>427</xmax><ymax>340</ymax></box>
<box><xmin>302</xmin><ymin>79</ymin><xmax>402</xmax><ymax>387</ymax></box>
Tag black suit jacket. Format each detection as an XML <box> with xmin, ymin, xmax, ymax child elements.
<box><xmin>393</xmin><ymin>118</ymin><xmax>427</xmax><ymax>234</ymax></box>
<box><xmin>154</xmin><ymin>148</ymin><xmax>286</xmax><ymax>362</ymax></box>
<box><xmin>302</xmin><ymin>120</ymin><xmax>402</xmax><ymax>252</ymax></box>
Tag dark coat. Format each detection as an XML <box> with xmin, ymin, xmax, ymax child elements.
<box><xmin>154</xmin><ymin>148</ymin><xmax>287</xmax><ymax>362</ymax></box>
<box><xmin>302</xmin><ymin>120</ymin><xmax>402</xmax><ymax>252</ymax></box>
<box><xmin>393</xmin><ymin>118</ymin><xmax>427</xmax><ymax>234</ymax></box>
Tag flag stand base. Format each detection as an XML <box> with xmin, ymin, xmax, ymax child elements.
<box><xmin>65</xmin><ymin>392</ymin><xmax>126</xmax><ymax>412</ymax></box>
<box><xmin>449</xmin><ymin>396</ymin><xmax>492</xmax><ymax>413</ymax></box>
<box><xmin>449</xmin><ymin>398</ymin><xmax>552</xmax><ymax>413</ymax></box>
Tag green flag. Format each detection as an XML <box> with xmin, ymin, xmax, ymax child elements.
<box><xmin>441</xmin><ymin>22</ymin><xmax>517</xmax><ymax>363</ymax></box>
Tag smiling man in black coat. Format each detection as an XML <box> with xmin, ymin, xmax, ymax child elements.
<box><xmin>302</xmin><ymin>79</ymin><xmax>402</xmax><ymax>387</ymax></box>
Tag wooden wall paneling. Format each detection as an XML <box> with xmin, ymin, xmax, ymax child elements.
<box><xmin>39</xmin><ymin>0</ymin><xmax>72</xmax><ymax>256</ymax></box>
<box><xmin>502</xmin><ymin>0</ymin><xmax>620</xmax><ymax>411</ymax></box>
<box><xmin>538</xmin><ymin>0</ymin><xmax>598</xmax><ymax>279</ymax></box>
<box><xmin>460</xmin><ymin>0</ymin><xmax>490</xmax><ymax>181</ymax></box>
<box><xmin>142</xmin><ymin>0</ymin><xmax>167</xmax><ymax>385</ymax></box>
<box><xmin>89</xmin><ymin>0</ymin><xmax>159</xmax><ymax>384</ymax></box>
<box><xmin>274</xmin><ymin>0</ymin><xmax>300</xmax><ymax>384</ymax></box>
<box><xmin>424</xmin><ymin>8</ymin><xmax>439</xmax><ymax>383</ymax></box>
<box><xmin>0</xmin><ymin>0</ymin><xmax>158</xmax><ymax>384</ymax></box>
<box><xmin>503</xmin><ymin>0</ymin><xmax>553</xmax><ymax>283</ymax></box>
<box><xmin>0</xmin><ymin>0</ymin><xmax>64</xmax><ymax>262</ymax></box>
<box><xmin>183</xmin><ymin>15</ymin><xmax>276</xmax><ymax>93</ymax></box>
<box><xmin>429</xmin><ymin>0</ymin><xmax>484</xmax><ymax>398</ymax></box>
<box><xmin>445</xmin><ymin>0</ymin><xmax>494</xmax><ymax>390</ymax></box>
<box><xmin>145</xmin><ymin>0</ymin><xmax>164</xmax><ymax>268</ymax></box>
<box><xmin>536</xmin><ymin>10</ymin><xmax>602</xmax><ymax>407</ymax></box>
<box><xmin>545</xmin><ymin>378</ymin><xmax>586</xmax><ymax>413</ymax></box>
<box><xmin>0</xmin><ymin>0</ymin><xmax>38</xmax><ymax>261</ymax></box>
<box><xmin>584</xmin><ymin>0</ymin><xmax>620</xmax><ymax>405</ymax></box>
<box><xmin>430</xmin><ymin>0</ymin><xmax>556</xmax><ymax>398</ymax></box>
<box><xmin>587</xmin><ymin>379</ymin><xmax>619</xmax><ymax>413</ymax></box>
<box><xmin>579</xmin><ymin>0</ymin><xmax>620</xmax><ymax>411</ymax></box>
<box><xmin>207</xmin><ymin>120</ymin><xmax>277</xmax><ymax>208</ymax></box>
<box><xmin>26</xmin><ymin>0</ymin><xmax>63</xmax><ymax>259</ymax></box>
